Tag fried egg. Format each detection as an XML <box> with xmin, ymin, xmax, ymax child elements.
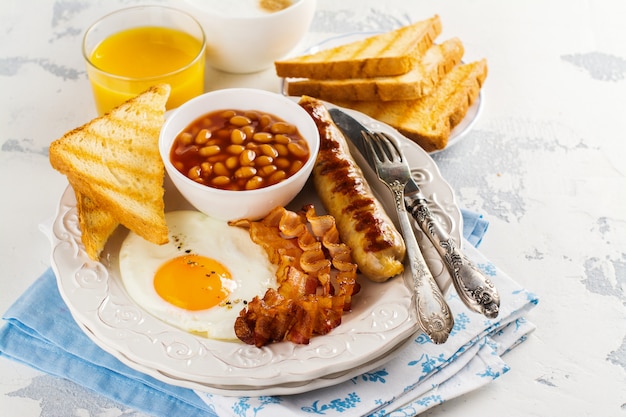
<box><xmin>118</xmin><ymin>210</ymin><xmax>277</xmax><ymax>340</ymax></box>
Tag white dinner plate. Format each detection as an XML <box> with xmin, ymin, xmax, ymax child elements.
<box><xmin>50</xmin><ymin>103</ymin><xmax>461</xmax><ymax>396</ymax></box>
<box><xmin>281</xmin><ymin>32</ymin><xmax>484</xmax><ymax>154</ymax></box>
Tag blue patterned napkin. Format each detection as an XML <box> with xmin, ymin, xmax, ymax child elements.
<box><xmin>199</xmin><ymin>239</ymin><xmax>538</xmax><ymax>416</ymax></box>
<box><xmin>0</xmin><ymin>210</ymin><xmax>537</xmax><ymax>417</ymax></box>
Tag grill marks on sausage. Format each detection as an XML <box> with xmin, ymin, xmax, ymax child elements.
<box><xmin>304</xmin><ymin>101</ymin><xmax>395</xmax><ymax>253</ymax></box>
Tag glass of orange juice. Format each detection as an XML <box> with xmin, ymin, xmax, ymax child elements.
<box><xmin>83</xmin><ymin>6</ymin><xmax>206</xmax><ymax>115</ymax></box>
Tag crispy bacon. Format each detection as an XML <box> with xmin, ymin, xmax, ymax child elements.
<box><xmin>230</xmin><ymin>204</ymin><xmax>360</xmax><ymax>347</ymax></box>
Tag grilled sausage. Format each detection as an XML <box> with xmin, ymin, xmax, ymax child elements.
<box><xmin>299</xmin><ymin>96</ymin><xmax>406</xmax><ymax>282</ymax></box>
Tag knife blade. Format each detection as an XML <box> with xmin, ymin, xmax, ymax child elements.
<box><xmin>329</xmin><ymin>107</ymin><xmax>500</xmax><ymax>318</ymax></box>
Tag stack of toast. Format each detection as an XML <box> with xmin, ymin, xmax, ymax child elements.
<box><xmin>49</xmin><ymin>84</ymin><xmax>171</xmax><ymax>260</ymax></box>
<box><xmin>275</xmin><ymin>15</ymin><xmax>487</xmax><ymax>152</ymax></box>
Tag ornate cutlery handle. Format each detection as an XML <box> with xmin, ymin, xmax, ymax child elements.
<box><xmin>390</xmin><ymin>183</ymin><xmax>454</xmax><ymax>344</ymax></box>
<box><xmin>405</xmin><ymin>195</ymin><xmax>500</xmax><ymax>319</ymax></box>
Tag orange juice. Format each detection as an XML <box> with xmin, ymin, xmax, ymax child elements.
<box><xmin>86</xmin><ymin>26</ymin><xmax>205</xmax><ymax>115</ymax></box>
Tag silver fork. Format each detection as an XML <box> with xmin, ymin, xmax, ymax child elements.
<box><xmin>362</xmin><ymin>130</ymin><xmax>454</xmax><ymax>344</ymax></box>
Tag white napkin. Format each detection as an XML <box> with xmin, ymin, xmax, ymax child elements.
<box><xmin>196</xmin><ymin>241</ymin><xmax>538</xmax><ymax>416</ymax></box>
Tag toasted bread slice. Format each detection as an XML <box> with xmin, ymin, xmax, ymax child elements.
<box><xmin>335</xmin><ymin>60</ymin><xmax>488</xmax><ymax>152</ymax></box>
<box><xmin>50</xmin><ymin>84</ymin><xmax>171</xmax><ymax>246</ymax></box>
<box><xmin>74</xmin><ymin>188</ymin><xmax>119</xmax><ymax>260</ymax></box>
<box><xmin>286</xmin><ymin>38</ymin><xmax>464</xmax><ymax>101</ymax></box>
<box><xmin>275</xmin><ymin>16</ymin><xmax>442</xmax><ymax>80</ymax></box>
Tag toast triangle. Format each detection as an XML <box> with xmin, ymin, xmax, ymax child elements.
<box><xmin>74</xmin><ymin>187</ymin><xmax>119</xmax><ymax>260</ymax></box>
<box><xmin>286</xmin><ymin>37</ymin><xmax>464</xmax><ymax>101</ymax></box>
<box><xmin>335</xmin><ymin>60</ymin><xmax>488</xmax><ymax>152</ymax></box>
<box><xmin>50</xmin><ymin>84</ymin><xmax>171</xmax><ymax>248</ymax></box>
<box><xmin>275</xmin><ymin>15</ymin><xmax>442</xmax><ymax>80</ymax></box>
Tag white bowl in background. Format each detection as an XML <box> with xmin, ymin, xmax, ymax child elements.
<box><xmin>182</xmin><ymin>0</ymin><xmax>316</xmax><ymax>73</ymax></box>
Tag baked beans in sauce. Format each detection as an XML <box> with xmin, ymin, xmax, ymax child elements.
<box><xmin>170</xmin><ymin>109</ymin><xmax>310</xmax><ymax>191</ymax></box>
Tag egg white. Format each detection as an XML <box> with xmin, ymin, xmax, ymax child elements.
<box><xmin>118</xmin><ymin>210</ymin><xmax>277</xmax><ymax>340</ymax></box>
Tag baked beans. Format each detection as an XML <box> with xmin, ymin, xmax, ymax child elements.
<box><xmin>170</xmin><ymin>109</ymin><xmax>311</xmax><ymax>191</ymax></box>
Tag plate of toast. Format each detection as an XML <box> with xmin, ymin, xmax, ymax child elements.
<box><xmin>277</xmin><ymin>14</ymin><xmax>487</xmax><ymax>153</ymax></box>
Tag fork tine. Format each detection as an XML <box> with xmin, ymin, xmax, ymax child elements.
<box><xmin>375</xmin><ymin>132</ymin><xmax>403</xmax><ymax>163</ymax></box>
<box><xmin>361</xmin><ymin>130</ymin><xmax>385</xmax><ymax>163</ymax></box>
<box><xmin>371</xmin><ymin>131</ymin><xmax>396</xmax><ymax>162</ymax></box>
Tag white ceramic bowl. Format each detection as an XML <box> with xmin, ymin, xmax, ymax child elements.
<box><xmin>160</xmin><ymin>88</ymin><xmax>320</xmax><ymax>221</ymax></box>
<box><xmin>181</xmin><ymin>0</ymin><xmax>316</xmax><ymax>73</ymax></box>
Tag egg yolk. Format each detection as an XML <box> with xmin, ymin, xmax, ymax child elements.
<box><xmin>154</xmin><ymin>254</ymin><xmax>232</xmax><ymax>311</ymax></box>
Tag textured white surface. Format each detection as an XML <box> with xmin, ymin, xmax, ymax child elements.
<box><xmin>1</xmin><ymin>0</ymin><xmax>625</xmax><ymax>416</ymax></box>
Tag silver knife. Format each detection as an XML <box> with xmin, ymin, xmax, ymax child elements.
<box><xmin>329</xmin><ymin>107</ymin><xmax>500</xmax><ymax>319</ymax></box>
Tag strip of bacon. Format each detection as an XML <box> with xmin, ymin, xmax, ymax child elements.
<box><xmin>230</xmin><ymin>204</ymin><xmax>360</xmax><ymax>347</ymax></box>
